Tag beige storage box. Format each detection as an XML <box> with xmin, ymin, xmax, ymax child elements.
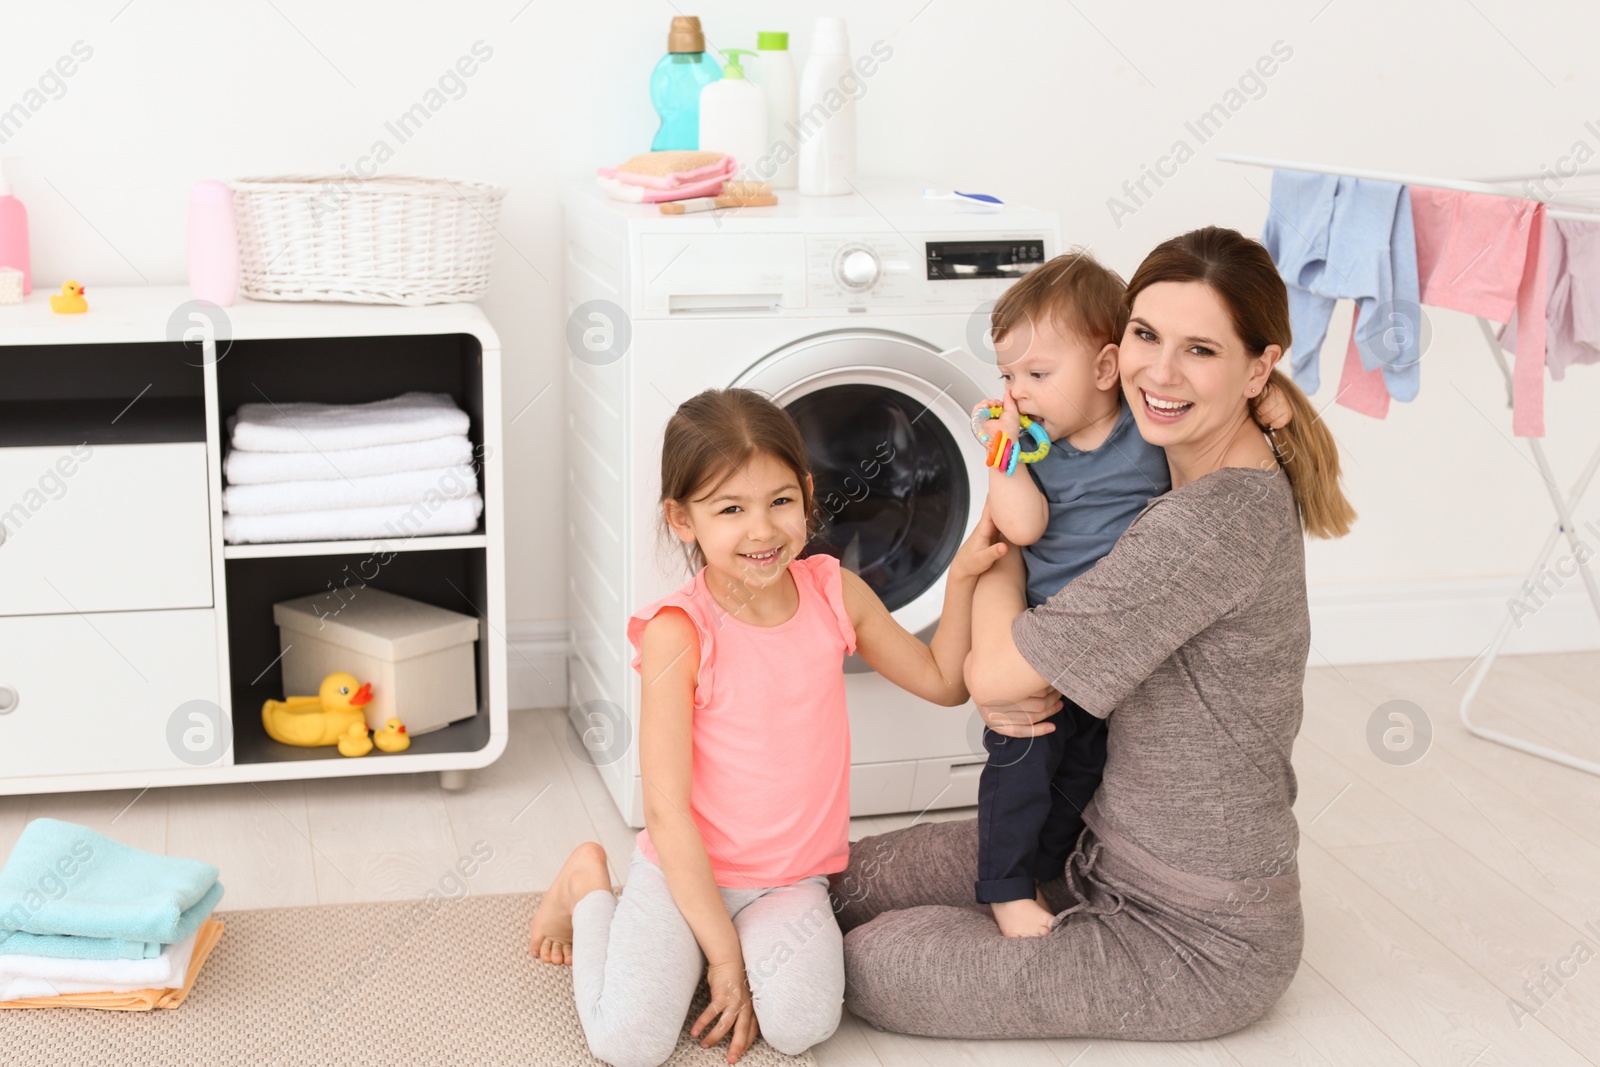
<box><xmin>272</xmin><ymin>587</ymin><xmax>481</xmax><ymax>736</ymax></box>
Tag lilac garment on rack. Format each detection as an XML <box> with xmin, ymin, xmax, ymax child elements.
<box><xmin>1260</xmin><ymin>170</ymin><xmax>1422</xmax><ymax>403</ymax></box>
<box><xmin>1501</xmin><ymin>217</ymin><xmax>1600</xmax><ymax>381</ymax></box>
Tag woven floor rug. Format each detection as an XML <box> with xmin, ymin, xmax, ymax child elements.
<box><xmin>0</xmin><ymin>889</ymin><xmax>816</xmax><ymax>1066</ymax></box>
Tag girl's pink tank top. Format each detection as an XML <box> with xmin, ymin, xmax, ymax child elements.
<box><xmin>626</xmin><ymin>554</ymin><xmax>856</xmax><ymax>888</ymax></box>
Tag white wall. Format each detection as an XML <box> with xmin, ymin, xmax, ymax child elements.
<box><xmin>6</xmin><ymin>1</ymin><xmax>1599</xmax><ymax>681</ymax></box>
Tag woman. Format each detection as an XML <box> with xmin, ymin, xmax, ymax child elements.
<box><xmin>828</xmin><ymin>226</ymin><xmax>1356</xmax><ymax>1041</ymax></box>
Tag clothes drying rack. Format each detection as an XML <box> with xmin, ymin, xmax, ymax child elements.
<box><xmin>1219</xmin><ymin>152</ymin><xmax>1600</xmax><ymax>778</ymax></box>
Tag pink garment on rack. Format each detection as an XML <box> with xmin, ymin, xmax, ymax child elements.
<box><xmin>1335</xmin><ymin>308</ymin><xmax>1391</xmax><ymax>418</ymax></box>
<box><xmin>1409</xmin><ymin>187</ymin><xmax>1547</xmax><ymax>436</ymax></box>
<box><xmin>1501</xmin><ymin>217</ymin><xmax>1600</xmax><ymax>381</ymax></box>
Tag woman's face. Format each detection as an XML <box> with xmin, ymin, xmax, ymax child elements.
<box><xmin>1118</xmin><ymin>280</ymin><xmax>1276</xmax><ymax>452</ymax></box>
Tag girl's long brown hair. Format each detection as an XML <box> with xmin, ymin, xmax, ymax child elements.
<box><xmin>658</xmin><ymin>388</ymin><xmax>818</xmax><ymax>572</ymax></box>
<box><xmin>1124</xmin><ymin>226</ymin><xmax>1356</xmax><ymax>539</ymax></box>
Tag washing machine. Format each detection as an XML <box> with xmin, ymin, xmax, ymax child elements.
<box><xmin>562</xmin><ymin>179</ymin><xmax>1061</xmax><ymax>828</ymax></box>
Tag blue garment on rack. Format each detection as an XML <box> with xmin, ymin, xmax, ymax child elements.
<box><xmin>0</xmin><ymin>818</ymin><xmax>223</xmax><ymax>960</ymax></box>
<box><xmin>1260</xmin><ymin>170</ymin><xmax>1422</xmax><ymax>400</ymax></box>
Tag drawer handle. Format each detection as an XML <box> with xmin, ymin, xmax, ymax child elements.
<box><xmin>0</xmin><ymin>686</ymin><xmax>17</xmax><ymax>715</ymax></box>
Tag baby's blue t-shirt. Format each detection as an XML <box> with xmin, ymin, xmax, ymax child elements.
<box><xmin>1020</xmin><ymin>395</ymin><xmax>1173</xmax><ymax>609</ymax></box>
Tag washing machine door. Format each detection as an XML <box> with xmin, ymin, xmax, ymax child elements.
<box><xmin>732</xmin><ymin>330</ymin><xmax>990</xmax><ymax>638</ymax></box>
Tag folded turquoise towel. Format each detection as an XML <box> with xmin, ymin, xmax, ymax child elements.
<box><xmin>0</xmin><ymin>881</ymin><xmax>225</xmax><ymax>960</ymax></box>
<box><xmin>0</xmin><ymin>818</ymin><xmax>224</xmax><ymax>961</ymax></box>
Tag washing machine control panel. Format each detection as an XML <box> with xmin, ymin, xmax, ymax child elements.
<box><xmin>807</xmin><ymin>232</ymin><xmax>1051</xmax><ymax>311</ymax></box>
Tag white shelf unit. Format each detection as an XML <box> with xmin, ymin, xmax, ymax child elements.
<box><xmin>0</xmin><ymin>286</ymin><xmax>508</xmax><ymax>795</ymax></box>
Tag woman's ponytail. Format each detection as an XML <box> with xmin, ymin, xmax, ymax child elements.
<box><xmin>1249</xmin><ymin>368</ymin><xmax>1356</xmax><ymax>539</ymax></box>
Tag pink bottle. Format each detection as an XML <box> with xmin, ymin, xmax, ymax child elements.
<box><xmin>0</xmin><ymin>160</ymin><xmax>31</xmax><ymax>296</ymax></box>
<box><xmin>188</xmin><ymin>179</ymin><xmax>238</xmax><ymax>306</ymax></box>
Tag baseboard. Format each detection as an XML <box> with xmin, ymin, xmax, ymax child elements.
<box><xmin>506</xmin><ymin>619</ymin><xmax>569</xmax><ymax>711</ymax></box>
<box><xmin>506</xmin><ymin>576</ymin><xmax>1600</xmax><ymax>704</ymax></box>
<box><xmin>1307</xmin><ymin>574</ymin><xmax>1600</xmax><ymax>666</ymax></box>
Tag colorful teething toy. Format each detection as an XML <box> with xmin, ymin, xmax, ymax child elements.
<box><xmin>970</xmin><ymin>401</ymin><xmax>1051</xmax><ymax>476</ymax></box>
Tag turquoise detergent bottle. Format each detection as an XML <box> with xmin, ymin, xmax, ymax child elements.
<box><xmin>650</xmin><ymin>16</ymin><xmax>721</xmax><ymax>151</ymax></box>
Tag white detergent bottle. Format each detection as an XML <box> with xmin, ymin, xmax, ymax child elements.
<box><xmin>698</xmin><ymin>49</ymin><xmax>767</xmax><ymax>182</ymax></box>
<box><xmin>748</xmin><ymin>31</ymin><xmax>798</xmax><ymax>189</ymax></box>
<box><xmin>797</xmin><ymin>17</ymin><xmax>855</xmax><ymax>197</ymax></box>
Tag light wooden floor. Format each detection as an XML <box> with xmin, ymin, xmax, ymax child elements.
<box><xmin>4</xmin><ymin>652</ymin><xmax>1600</xmax><ymax>1065</ymax></box>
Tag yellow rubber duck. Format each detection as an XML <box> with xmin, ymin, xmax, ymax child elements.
<box><xmin>50</xmin><ymin>281</ymin><xmax>88</xmax><ymax>314</ymax></box>
<box><xmin>337</xmin><ymin>721</ymin><xmax>373</xmax><ymax>758</ymax></box>
<box><xmin>373</xmin><ymin>718</ymin><xmax>411</xmax><ymax>753</ymax></box>
<box><xmin>261</xmin><ymin>671</ymin><xmax>375</xmax><ymax>748</ymax></box>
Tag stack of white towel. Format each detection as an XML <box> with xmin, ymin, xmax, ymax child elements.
<box><xmin>0</xmin><ymin>925</ymin><xmax>207</xmax><ymax>1001</ymax></box>
<box><xmin>222</xmin><ymin>391</ymin><xmax>484</xmax><ymax>544</ymax></box>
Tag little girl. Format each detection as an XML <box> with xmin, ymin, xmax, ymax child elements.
<box><xmin>531</xmin><ymin>387</ymin><xmax>1006</xmax><ymax>1067</ymax></box>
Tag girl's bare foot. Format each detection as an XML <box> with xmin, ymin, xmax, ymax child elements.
<box><xmin>992</xmin><ymin>896</ymin><xmax>1055</xmax><ymax>938</ymax></box>
<box><xmin>530</xmin><ymin>842</ymin><xmax>610</xmax><ymax>965</ymax></box>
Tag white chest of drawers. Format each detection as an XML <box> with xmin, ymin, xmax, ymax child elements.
<box><xmin>0</xmin><ymin>286</ymin><xmax>508</xmax><ymax>795</ymax></box>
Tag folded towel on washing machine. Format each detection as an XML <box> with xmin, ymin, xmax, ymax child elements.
<box><xmin>222</xmin><ymin>464</ymin><xmax>479</xmax><ymax>515</ymax></box>
<box><xmin>224</xmin><ymin>434</ymin><xmax>476</xmax><ymax>485</ymax></box>
<box><xmin>222</xmin><ymin>492</ymin><xmax>483</xmax><ymax>544</ymax></box>
<box><xmin>596</xmin><ymin>151</ymin><xmax>734</xmax><ymax>202</ymax></box>
<box><xmin>229</xmin><ymin>391</ymin><xmax>470</xmax><ymax>453</ymax></box>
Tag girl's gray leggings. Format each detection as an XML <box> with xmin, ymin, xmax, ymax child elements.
<box><xmin>572</xmin><ymin>846</ymin><xmax>844</xmax><ymax>1067</ymax></box>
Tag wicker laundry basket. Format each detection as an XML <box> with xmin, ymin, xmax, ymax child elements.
<box><xmin>230</xmin><ymin>175</ymin><xmax>507</xmax><ymax>306</ymax></box>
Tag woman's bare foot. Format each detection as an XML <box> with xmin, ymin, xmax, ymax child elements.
<box><xmin>992</xmin><ymin>896</ymin><xmax>1055</xmax><ymax>938</ymax></box>
<box><xmin>530</xmin><ymin>841</ymin><xmax>611</xmax><ymax>965</ymax></box>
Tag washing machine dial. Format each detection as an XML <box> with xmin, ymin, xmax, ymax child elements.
<box><xmin>835</xmin><ymin>246</ymin><xmax>881</xmax><ymax>291</ymax></box>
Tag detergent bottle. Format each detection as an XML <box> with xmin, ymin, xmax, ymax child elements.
<box><xmin>650</xmin><ymin>16</ymin><xmax>722</xmax><ymax>151</ymax></box>
<box><xmin>747</xmin><ymin>32</ymin><xmax>798</xmax><ymax>188</ymax></box>
<box><xmin>797</xmin><ymin>18</ymin><xmax>856</xmax><ymax>196</ymax></box>
<box><xmin>697</xmin><ymin>49</ymin><xmax>767</xmax><ymax>180</ymax></box>
<box><xmin>0</xmin><ymin>159</ymin><xmax>31</xmax><ymax>295</ymax></box>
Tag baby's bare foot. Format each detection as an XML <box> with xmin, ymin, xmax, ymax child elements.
<box><xmin>991</xmin><ymin>896</ymin><xmax>1056</xmax><ymax>938</ymax></box>
<box><xmin>530</xmin><ymin>841</ymin><xmax>610</xmax><ymax>965</ymax></box>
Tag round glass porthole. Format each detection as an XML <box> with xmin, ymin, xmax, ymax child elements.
<box><xmin>785</xmin><ymin>383</ymin><xmax>970</xmax><ymax>612</ymax></box>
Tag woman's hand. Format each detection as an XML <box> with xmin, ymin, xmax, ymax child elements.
<box><xmin>1254</xmin><ymin>376</ymin><xmax>1293</xmax><ymax>430</ymax></box>
<box><xmin>978</xmin><ymin>684</ymin><xmax>1066</xmax><ymax>738</ymax></box>
<box><xmin>691</xmin><ymin>957</ymin><xmax>759</xmax><ymax>1063</ymax></box>
<box><xmin>948</xmin><ymin>506</ymin><xmax>1010</xmax><ymax>583</ymax></box>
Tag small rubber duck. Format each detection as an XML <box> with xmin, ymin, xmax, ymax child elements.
<box><xmin>337</xmin><ymin>721</ymin><xmax>373</xmax><ymax>758</ymax></box>
<box><xmin>373</xmin><ymin>718</ymin><xmax>411</xmax><ymax>753</ymax></box>
<box><xmin>261</xmin><ymin>671</ymin><xmax>374</xmax><ymax>747</ymax></box>
<box><xmin>50</xmin><ymin>281</ymin><xmax>88</xmax><ymax>314</ymax></box>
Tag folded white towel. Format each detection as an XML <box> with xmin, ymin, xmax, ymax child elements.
<box><xmin>223</xmin><ymin>493</ymin><xmax>483</xmax><ymax>544</ymax></box>
<box><xmin>223</xmin><ymin>465</ymin><xmax>479</xmax><ymax>516</ymax></box>
<box><xmin>229</xmin><ymin>391</ymin><xmax>470</xmax><ymax>453</ymax></box>
<box><xmin>0</xmin><ymin>925</ymin><xmax>198</xmax><ymax>999</ymax></box>
<box><xmin>224</xmin><ymin>434</ymin><xmax>476</xmax><ymax>485</ymax></box>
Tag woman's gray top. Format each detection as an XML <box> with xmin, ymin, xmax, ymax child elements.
<box><xmin>829</xmin><ymin>465</ymin><xmax>1311</xmax><ymax>1041</ymax></box>
<box><xmin>1013</xmin><ymin>464</ymin><xmax>1309</xmax><ymax>886</ymax></box>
